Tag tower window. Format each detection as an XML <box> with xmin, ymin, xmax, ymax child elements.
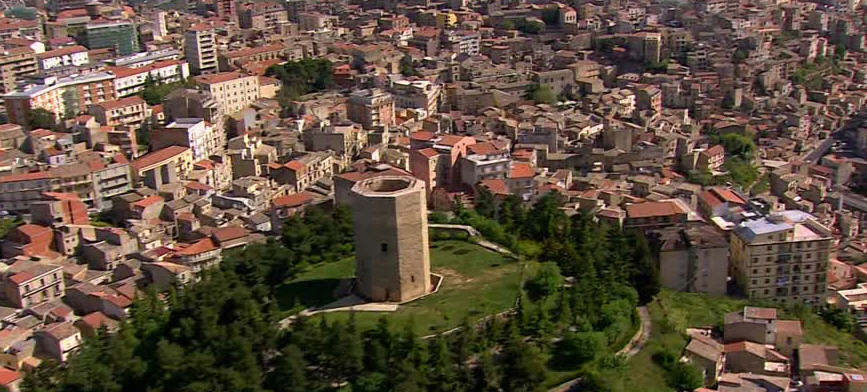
<box><xmin>381</xmin><ymin>243</ymin><xmax>388</xmax><ymax>252</ymax></box>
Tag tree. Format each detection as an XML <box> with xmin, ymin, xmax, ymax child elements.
<box><xmin>265</xmin><ymin>345</ymin><xmax>309</xmax><ymax>392</ymax></box>
<box><xmin>501</xmin><ymin>339</ymin><xmax>546</xmax><ymax>392</ymax></box>
<box><xmin>668</xmin><ymin>362</ymin><xmax>704</xmax><ymax>391</ymax></box>
<box><xmin>724</xmin><ymin>157</ymin><xmax>759</xmax><ymax>188</ymax></box>
<box><xmin>400</xmin><ymin>55</ymin><xmax>420</xmax><ymax>77</ymax></box>
<box><xmin>820</xmin><ymin>306</ymin><xmax>854</xmax><ymax>332</ymax></box>
<box><xmin>720</xmin><ymin>133</ymin><xmax>756</xmax><ymax>159</ymax></box>
<box><xmin>0</xmin><ymin>217</ymin><xmax>22</xmax><ymax>239</ymax></box>
<box><xmin>526</xmin><ymin>84</ymin><xmax>557</xmax><ymax>105</ymax></box>
<box><xmin>26</xmin><ymin>108</ymin><xmax>56</xmax><ymax>130</ymax></box>
<box><xmin>525</xmin><ymin>262</ymin><xmax>563</xmax><ymax>300</ymax></box>
<box><xmin>554</xmin><ymin>331</ymin><xmax>606</xmax><ymax>366</ymax></box>
<box><xmin>474</xmin><ymin>186</ymin><xmax>496</xmax><ymax>218</ymax></box>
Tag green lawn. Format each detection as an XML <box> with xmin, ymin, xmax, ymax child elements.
<box><xmin>276</xmin><ymin>240</ymin><xmax>523</xmax><ymax>334</ymax></box>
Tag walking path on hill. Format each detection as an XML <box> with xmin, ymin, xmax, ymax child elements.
<box><xmin>548</xmin><ymin>305</ymin><xmax>651</xmax><ymax>392</ymax></box>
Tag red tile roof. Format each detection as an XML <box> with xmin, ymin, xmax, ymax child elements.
<box><xmin>173</xmin><ymin>238</ymin><xmax>218</xmax><ymax>256</ymax></box>
<box><xmin>211</xmin><ymin>226</ymin><xmax>248</xmax><ymax>242</ymax></box>
<box><xmin>36</xmin><ymin>45</ymin><xmax>87</xmax><ymax>60</ymax></box>
<box><xmin>0</xmin><ymin>368</ymin><xmax>21</xmax><ymax>385</ymax></box>
<box><xmin>133</xmin><ymin>195</ymin><xmax>163</xmax><ymax>209</ymax></box>
<box><xmin>410</xmin><ymin>131</ymin><xmax>435</xmax><ymax>141</ymax></box>
<box><xmin>131</xmin><ymin>146</ymin><xmax>189</xmax><ymax>171</ymax></box>
<box><xmin>509</xmin><ymin>162</ymin><xmax>534</xmax><ymax>179</ymax></box>
<box><xmin>195</xmin><ymin>72</ymin><xmax>249</xmax><ymax>85</ymax></box>
<box><xmin>284</xmin><ymin>161</ymin><xmax>305</xmax><ymax>171</ymax></box>
<box><xmin>415</xmin><ymin>148</ymin><xmax>439</xmax><ymax>159</ymax></box>
<box><xmin>480</xmin><ymin>179</ymin><xmax>509</xmax><ymax>195</ymax></box>
<box><xmin>272</xmin><ymin>192</ymin><xmax>313</xmax><ymax>208</ymax></box>
<box><xmin>0</xmin><ymin>171</ymin><xmax>51</xmax><ymax>183</ymax></box>
<box><xmin>626</xmin><ymin>200</ymin><xmax>687</xmax><ymax>219</ymax></box>
<box><xmin>93</xmin><ymin>96</ymin><xmax>145</xmax><ymax>111</ymax></box>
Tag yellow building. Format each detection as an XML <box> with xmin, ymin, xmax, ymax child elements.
<box><xmin>436</xmin><ymin>12</ymin><xmax>457</xmax><ymax>28</ymax></box>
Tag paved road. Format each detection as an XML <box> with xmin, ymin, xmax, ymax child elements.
<box><xmin>548</xmin><ymin>305</ymin><xmax>651</xmax><ymax>392</ymax></box>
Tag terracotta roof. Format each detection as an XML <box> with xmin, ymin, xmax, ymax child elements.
<box><xmin>93</xmin><ymin>96</ymin><xmax>145</xmax><ymax>111</ymax></box>
<box><xmin>284</xmin><ymin>160</ymin><xmax>305</xmax><ymax>171</ymax></box>
<box><xmin>107</xmin><ymin>59</ymin><xmax>182</xmax><ymax>79</ymax></box>
<box><xmin>480</xmin><ymin>179</ymin><xmax>509</xmax><ymax>195</ymax></box>
<box><xmin>410</xmin><ymin>131</ymin><xmax>435</xmax><ymax>141</ymax></box>
<box><xmin>132</xmin><ymin>195</ymin><xmax>163</xmax><ymax>209</ymax></box>
<box><xmin>36</xmin><ymin>45</ymin><xmax>87</xmax><ymax>60</ymax></box>
<box><xmin>744</xmin><ymin>306</ymin><xmax>777</xmax><ymax>320</ymax></box>
<box><xmin>131</xmin><ymin>146</ymin><xmax>189</xmax><ymax>171</ymax></box>
<box><xmin>509</xmin><ymin>162</ymin><xmax>534</xmax><ymax>179</ymax></box>
<box><xmin>468</xmin><ymin>142</ymin><xmax>503</xmax><ymax>156</ymax></box>
<box><xmin>40</xmin><ymin>322</ymin><xmax>79</xmax><ymax>340</ymax></box>
<box><xmin>211</xmin><ymin>226</ymin><xmax>248</xmax><ymax>242</ymax></box>
<box><xmin>0</xmin><ymin>368</ymin><xmax>21</xmax><ymax>385</ymax></box>
<box><xmin>415</xmin><ymin>148</ymin><xmax>439</xmax><ymax>159</ymax></box>
<box><xmin>185</xmin><ymin>181</ymin><xmax>213</xmax><ymax>191</ymax></box>
<box><xmin>438</xmin><ymin>134</ymin><xmax>472</xmax><ymax>146</ymax></box>
<box><xmin>195</xmin><ymin>72</ymin><xmax>249</xmax><ymax>85</ymax></box>
<box><xmin>712</xmin><ymin>187</ymin><xmax>745</xmax><ymax>204</ymax></box>
<box><xmin>173</xmin><ymin>238</ymin><xmax>218</xmax><ymax>256</ymax></box>
<box><xmin>222</xmin><ymin>43</ymin><xmax>286</xmax><ymax>59</ymax></box>
<box><xmin>626</xmin><ymin>200</ymin><xmax>688</xmax><ymax>219</ymax></box>
<box><xmin>776</xmin><ymin>320</ymin><xmax>802</xmax><ymax>336</ymax></box>
<box><xmin>14</xmin><ymin>224</ymin><xmax>51</xmax><ymax>239</ymax></box>
<box><xmin>79</xmin><ymin>312</ymin><xmax>114</xmax><ymax>329</ymax></box>
<box><xmin>0</xmin><ymin>171</ymin><xmax>51</xmax><ymax>183</ymax></box>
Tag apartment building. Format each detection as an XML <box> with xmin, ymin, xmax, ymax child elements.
<box><xmin>269</xmin><ymin>151</ymin><xmax>333</xmax><ymax>191</ymax></box>
<box><xmin>130</xmin><ymin>145</ymin><xmax>195</xmax><ymax>190</ymax></box>
<box><xmin>625</xmin><ymin>200</ymin><xmax>691</xmax><ymax>229</ymax></box>
<box><xmin>150</xmin><ymin>118</ymin><xmax>224</xmax><ymax>161</ymax></box>
<box><xmin>391</xmin><ymin>79</ymin><xmax>441</xmax><ymax>118</ymax></box>
<box><xmin>108</xmin><ymin>60</ymin><xmax>190</xmax><ymax>97</ymax></box>
<box><xmin>730</xmin><ymin>210</ymin><xmax>833</xmax><ymax>306</ymax></box>
<box><xmin>0</xmin><ymin>47</ymin><xmax>37</xmax><ymax>95</ymax></box>
<box><xmin>238</xmin><ymin>1</ymin><xmax>289</xmax><ymax>31</ymax></box>
<box><xmin>215</xmin><ymin>0</ymin><xmax>236</xmax><ymax>23</ymax></box>
<box><xmin>83</xmin><ymin>20</ymin><xmax>140</xmax><ymax>56</ymax></box>
<box><xmin>36</xmin><ymin>45</ymin><xmax>88</xmax><ymax>70</ymax></box>
<box><xmin>654</xmin><ymin>224</ymin><xmax>729</xmax><ymax>295</ymax></box>
<box><xmin>459</xmin><ymin>143</ymin><xmax>510</xmax><ymax>186</ymax></box>
<box><xmin>88</xmin><ymin>96</ymin><xmax>149</xmax><ymax>128</ymax></box>
<box><xmin>347</xmin><ymin>88</ymin><xmax>395</xmax><ymax>129</ymax></box>
<box><xmin>184</xmin><ymin>24</ymin><xmax>218</xmax><ymax>74</ymax></box>
<box><xmin>1</xmin><ymin>260</ymin><xmax>64</xmax><ymax>309</ymax></box>
<box><xmin>194</xmin><ymin>72</ymin><xmax>260</xmax><ymax>115</ymax></box>
<box><xmin>4</xmin><ymin>72</ymin><xmax>116</xmax><ymax>126</ymax></box>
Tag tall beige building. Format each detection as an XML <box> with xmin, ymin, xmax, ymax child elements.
<box><xmin>350</xmin><ymin>176</ymin><xmax>431</xmax><ymax>302</ymax></box>
<box><xmin>730</xmin><ymin>211</ymin><xmax>832</xmax><ymax>306</ymax></box>
<box><xmin>194</xmin><ymin>72</ymin><xmax>260</xmax><ymax>115</ymax></box>
<box><xmin>0</xmin><ymin>47</ymin><xmax>37</xmax><ymax>95</ymax></box>
<box><xmin>184</xmin><ymin>24</ymin><xmax>218</xmax><ymax>74</ymax></box>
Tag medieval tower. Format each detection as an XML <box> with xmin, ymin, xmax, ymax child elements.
<box><xmin>349</xmin><ymin>175</ymin><xmax>431</xmax><ymax>302</ymax></box>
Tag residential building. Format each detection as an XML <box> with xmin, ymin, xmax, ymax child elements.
<box><xmin>654</xmin><ymin>224</ymin><xmax>729</xmax><ymax>295</ymax></box>
<box><xmin>269</xmin><ymin>152</ymin><xmax>333</xmax><ymax>191</ymax></box>
<box><xmin>194</xmin><ymin>72</ymin><xmax>260</xmax><ymax>115</ymax></box>
<box><xmin>130</xmin><ymin>146</ymin><xmax>195</xmax><ymax>189</ymax></box>
<box><xmin>238</xmin><ymin>1</ymin><xmax>289</xmax><ymax>31</ymax></box>
<box><xmin>218</xmin><ymin>44</ymin><xmax>296</xmax><ymax>72</ymax></box>
<box><xmin>153</xmin><ymin>11</ymin><xmax>168</xmax><ymax>39</ymax></box>
<box><xmin>108</xmin><ymin>60</ymin><xmax>190</xmax><ymax>97</ymax></box>
<box><xmin>391</xmin><ymin>80</ymin><xmax>441</xmax><ymax>118</ymax></box>
<box><xmin>347</xmin><ymin>89</ymin><xmax>395</xmax><ymax>129</ymax></box>
<box><xmin>215</xmin><ymin>0</ymin><xmax>236</xmax><ymax>23</ymax></box>
<box><xmin>34</xmin><ymin>322</ymin><xmax>81</xmax><ymax>362</ymax></box>
<box><xmin>83</xmin><ymin>20</ymin><xmax>140</xmax><ymax>56</ymax></box>
<box><xmin>36</xmin><ymin>45</ymin><xmax>88</xmax><ymax>70</ymax></box>
<box><xmin>150</xmin><ymin>118</ymin><xmax>224</xmax><ymax>162</ymax></box>
<box><xmin>0</xmin><ymin>47</ymin><xmax>37</xmax><ymax>95</ymax></box>
<box><xmin>30</xmin><ymin>192</ymin><xmax>89</xmax><ymax>227</ymax></box>
<box><xmin>730</xmin><ymin>211</ymin><xmax>833</xmax><ymax>306</ymax></box>
<box><xmin>4</xmin><ymin>72</ymin><xmax>117</xmax><ymax>126</ymax></box>
<box><xmin>1</xmin><ymin>260</ymin><xmax>64</xmax><ymax>309</ymax></box>
<box><xmin>184</xmin><ymin>24</ymin><xmax>218</xmax><ymax>74</ymax></box>
<box><xmin>625</xmin><ymin>200</ymin><xmax>691</xmax><ymax>229</ymax></box>
<box><xmin>459</xmin><ymin>143</ymin><xmax>510</xmax><ymax>187</ymax></box>
<box><xmin>88</xmin><ymin>96</ymin><xmax>149</xmax><ymax>128</ymax></box>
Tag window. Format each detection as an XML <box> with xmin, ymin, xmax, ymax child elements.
<box><xmin>380</xmin><ymin>243</ymin><xmax>388</xmax><ymax>252</ymax></box>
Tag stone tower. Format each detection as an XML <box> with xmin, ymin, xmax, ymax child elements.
<box><xmin>350</xmin><ymin>176</ymin><xmax>431</xmax><ymax>302</ymax></box>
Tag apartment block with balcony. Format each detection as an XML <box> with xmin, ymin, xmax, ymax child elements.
<box><xmin>88</xmin><ymin>96</ymin><xmax>149</xmax><ymax>128</ymax></box>
<box><xmin>194</xmin><ymin>72</ymin><xmax>260</xmax><ymax>115</ymax></box>
<box><xmin>347</xmin><ymin>89</ymin><xmax>395</xmax><ymax>130</ymax></box>
<box><xmin>4</xmin><ymin>72</ymin><xmax>117</xmax><ymax>126</ymax></box>
<box><xmin>0</xmin><ymin>47</ymin><xmax>37</xmax><ymax>96</ymax></box>
<box><xmin>730</xmin><ymin>210</ymin><xmax>833</xmax><ymax>306</ymax></box>
<box><xmin>184</xmin><ymin>24</ymin><xmax>218</xmax><ymax>74</ymax></box>
<box><xmin>1</xmin><ymin>260</ymin><xmax>64</xmax><ymax>309</ymax></box>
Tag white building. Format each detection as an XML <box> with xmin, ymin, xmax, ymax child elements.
<box><xmin>108</xmin><ymin>60</ymin><xmax>190</xmax><ymax>97</ymax></box>
<box><xmin>151</xmin><ymin>118</ymin><xmax>225</xmax><ymax>161</ymax></box>
<box><xmin>36</xmin><ymin>45</ymin><xmax>89</xmax><ymax>70</ymax></box>
<box><xmin>391</xmin><ymin>79</ymin><xmax>441</xmax><ymax>119</ymax></box>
